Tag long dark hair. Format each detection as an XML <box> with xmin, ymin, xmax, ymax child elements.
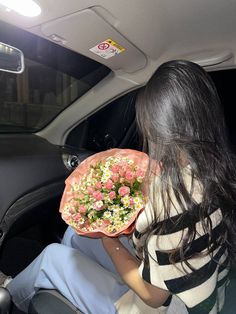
<box><xmin>135</xmin><ymin>60</ymin><xmax>236</xmax><ymax>267</ymax></box>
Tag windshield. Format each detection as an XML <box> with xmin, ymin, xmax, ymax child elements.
<box><xmin>0</xmin><ymin>21</ymin><xmax>110</xmax><ymax>133</ymax></box>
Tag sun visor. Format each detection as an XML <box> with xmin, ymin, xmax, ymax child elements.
<box><xmin>40</xmin><ymin>8</ymin><xmax>147</xmax><ymax>73</ymax></box>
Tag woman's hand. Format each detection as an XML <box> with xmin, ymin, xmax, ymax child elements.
<box><xmin>102</xmin><ymin>236</ymin><xmax>170</xmax><ymax>308</ymax></box>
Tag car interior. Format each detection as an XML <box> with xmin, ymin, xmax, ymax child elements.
<box><xmin>0</xmin><ymin>0</ymin><xmax>236</xmax><ymax>313</ymax></box>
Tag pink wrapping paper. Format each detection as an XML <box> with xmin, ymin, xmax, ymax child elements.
<box><xmin>59</xmin><ymin>148</ymin><xmax>149</xmax><ymax>238</ymax></box>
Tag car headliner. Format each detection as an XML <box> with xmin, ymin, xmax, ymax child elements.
<box><xmin>0</xmin><ymin>0</ymin><xmax>235</xmax><ymax>145</ymax></box>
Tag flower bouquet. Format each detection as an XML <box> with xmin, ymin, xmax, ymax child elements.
<box><xmin>59</xmin><ymin>148</ymin><xmax>149</xmax><ymax>237</ymax></box>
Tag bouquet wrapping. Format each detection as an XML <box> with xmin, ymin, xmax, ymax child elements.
<box><xmin>59</xmin><ymin>148</ymin><xmax>149</xmax><ymax>237</ymax></box>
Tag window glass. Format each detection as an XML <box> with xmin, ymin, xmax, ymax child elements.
<box><xmin>210</xmin><ymin>69</ymin><xmax>236</xmax><ymax>146</ymax></box>
<box><xmin>0</xmin><ymin>21</ymin><xmax>110</xmax><ymax>132</ymax></box>
<box><xmin>66</xmin><ymin>90</ymin><xmax>140</xmax><ymax>151</ymax></box>
<box><xmin>66</xmin><ymin>69</ymin><xmax>236</xmax><ymax>153</ymax></box>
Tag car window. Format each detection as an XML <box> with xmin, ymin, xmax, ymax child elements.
<box><xmin>0</xmin><ymin>21</ymin><xmax>110</xmax><ymax>133</ymax></box>
<box><xmin>66</xmin><ymin>69</ymin><xmax>236</xmax><ymax>155</ymax></box>
<box><xmin>210</xmin><ymin>69</ymin><xmax>236</xmax><ymax>148</ymax></box>
<box><xmin>66</xmin><ymin>90</ymin><xmax>141</xmax><ymax>152</ymax></box>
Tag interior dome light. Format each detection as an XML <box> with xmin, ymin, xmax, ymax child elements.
<box><xmin>0</xmin><ymin>0</ymin><xmax>41</xmax><ymax>17</ymax></box>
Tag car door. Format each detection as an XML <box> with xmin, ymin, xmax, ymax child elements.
<box><xmin>0</xmin><ymin>21</ymin><xmax>110</xmax><ymax>253</ymax></box>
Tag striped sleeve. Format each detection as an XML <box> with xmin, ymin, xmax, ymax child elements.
<box><xmin>133</xmin><ymin>207</ymin><xmax>229</xmax><ymax>313</ymax></box>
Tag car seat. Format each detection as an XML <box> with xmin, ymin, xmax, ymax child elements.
<box><xmin>28</xmin><ymin>290</ymin><xmax>82</xmax><ymax>314</ymax></box>
<box><xmin>28</xmin><ymin>270</ymin><xmax>236</xmax><ymax>314</ymax></box>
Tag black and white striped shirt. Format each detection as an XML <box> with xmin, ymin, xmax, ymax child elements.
<box><xmin>116</xmin><ymin>166</ymin><xmax>229</xmax><ymax>313</ymax></box>
<box><xmin>133</xmin><ymin>207</ymin><xmax>228</xmax><ymax>313</ymax></box>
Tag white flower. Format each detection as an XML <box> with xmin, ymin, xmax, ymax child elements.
<box><xmin>96</xmin><ymin>219</ymin><xmax>103</xmax><ymax>227</ymax></box>
<box><xmin>106</xmin><ymin>225</ymin><xmax>117</xmax><ymax>233</ymax></box>
<box><xmin>113</xmin><ymin>220</ymin><xmax>123</xmax><ymax>228</ymax></box>
<box><xmin>123</xmin><ymin>201</ymin><xmax>130</xmax><ymax>208</ymax></box>
<box><xmin>88</xmin><ymin>210</ymin><xmax>96</xmax><ymax>219</ymax></box>
<box><xmin>100</xmin><ymin>165</ymin><xmax>106</xmax><ymax>171</ymax></box>
<box><xmin>127</xmin><ymin>159</ymin><xmax>134</xmax><ymax>165</ymax></box>
<box><xmin>111</xmin><ymin>205</ymin><xmax>120</xmax><ymax>212</ymax></box>
<box><xmin>78</xmin><ymin>218</ymin><xmax>85</xmax><ymax>225</ymax></box>
<box><xmin>105</xmin><ymin>161</ymin><xmax>111</xmax><ymax>167</ymax></box>
<box><xmin>121</xmin><ymin>195</ymin><xmax>130</xmax><ymax>202</ymax></box>
<box><xmin>95</xmin><ymin>201</ymin><xmax>103</xmax><ymax>208</ymax></box>
<box><xmin>124</xmin><ymin>213</ymin><xmax>133</xmax><ymax>224</ymax></box>
<box><xmin>91</xmin><ymin>178</ymin><xmax>97</xmax><ymax>186</ymax></box>
<box><xmin>119</xmin><ymin>208</ymin><xmax>125</xmax><ymax>215</ymax></box>
<box><xmin>103</xmin><ymin>195</ymin><xmax>110</xmax><ymax>203</ymax></box>
<box><xmin>133</xmin><ymin>196</ymin><xmax>144</xmax><ymax>211</ymax></box>
<box><xmin>80</xmin><ymin>186</ymin><xmax>86</xmax><ymax>192</ymax></box>
<box><xmin>121</xmin><ymin>195</ymin><xmax>130</xmax><ymax>208</ymax></box>
<box><xmin>103</xmin><ymin>211</ymin><xmax>112</xmax><ymax>219</ymax></box>
<box><xmin>124</xmin><ymin>213</ymin><xmax>132</xmax><ymax>221</ymax></box>
<box><xmin>133</xmin><ymin>197</ymin><xmax>142</xmax><ymax>204</ymax></box>
<box><xmin>64</xmin><ymin>203</ymin><xmax>70</xmax><ymax>211</ymax></box>
<box><xmin>134</xmin><ymin>202</ymin><xmax>143</xmax><ymax>211</ymax></box>
<box><xmin>72</xmin><ymin>183</ymin><xmax>80</xmax><ymax>191</ymax></box>
<box><xmin>112</xmin><ymin>212</ymin><xmax>120</xmax><ymax>219</ymax></box>
<box><xmin>101</xmin><ymin>170</ymin><xmax>112</xmax><ymax>182</ymax></box>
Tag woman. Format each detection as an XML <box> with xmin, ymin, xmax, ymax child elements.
<box><xmin>1</xmin><ymin>60</ymin><xmax>236</xmax><ymax>313</ymax></box>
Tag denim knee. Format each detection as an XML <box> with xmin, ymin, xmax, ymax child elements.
<box><xmin>43</xmin><ymin>243</ymin><xmax>62</xmax><ymax>257</ymax></box>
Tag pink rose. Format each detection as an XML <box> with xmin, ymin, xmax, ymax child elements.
<box><xmin>62</xmin><ymin>213</ymin><xmax>71</xmax><ymax>220</ymax></box>
<box><xmin>73</xmin><ymin>213</ymin><xmax>82</xmax><ymax>221</ymax></box>
<box><xmin>69</xmin><ymin>207</ymin><xmax>76</xmax><ymax>214</ymax></box>
<box><xmin>136</xmin><ymin>169</ymin><xmax>145</xmax><ymax>178</ymax></box>
<box><xmin>124</xmin><ymin>165</ymin><xmax>132</xmax><ymax>172</ymax></box>
<box><xmin>111</xmin><ymin>165</ymin><xmax>120</xmax><ymax>173</ymax></box>
<box><xmin>77</xmin><ymin>193</ymin><xmax>84</xmax><ymax>200</ymax></box>
<box><xmin>92</xmin><ymin>191</ymin><xmax>103</xmax><ymax>201</ymax></box>
<box><xmin>104</xmin><ymin>179</ymin><xmax>114</xmax><ymax>190</ymax></box>
<box><xmin>119</xmin><ymin>169</ymin><xmax>125</xmax><ymax>177</ymax></box>
<box><xmin>79</xmin><ymin>205</ymin><xmax>87</xmax><ymax>213</ymax></box>
<box><xmin>118</xmin><ymin>186</ymin><xmax>130</xmax><ymax>197</ymax></box>
<box><xmin>125</xmin><ymin>170</ymin><xmax>134</xmax><ymax>181</ymax></box>
<box><xmin>109</xmin><ymin>191</ymin><xmax>116</xmax><ymax>200</ymax></box>
<box><xmin>130</xmin><ymin>197</ymin><xmax>134</xmax><ymax>205</ymax></box>
<box><xmin>118</xmin><ymin>161</ymin><xmax>126</xmax><ymax>167</ymax></box>
<box><xmin>112</xmin><ymin>173</ymin><xmax>119</xmax><ymax>183</ymax></box>
<box><xmin>87</xmin><ymin>186</ymin><xmax>94</xmax><ymax>194</ymax></box>
<box><xmin>95</xmin><ymin>182</ymin><xmax>102</xmax><ymax>189</ymax></box>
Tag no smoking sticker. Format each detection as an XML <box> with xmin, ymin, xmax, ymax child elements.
<box><xmin>98</xmin><ymin>42</ymin><xmax>110</xmax><ymax>50</ymax></box>
<box><xmin>89</xmin><ymin>39</ymin><xmax>125</xmax><ymax>59</ymax></box>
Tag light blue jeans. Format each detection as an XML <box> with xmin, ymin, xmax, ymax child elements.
<box><xmin>7</xmin><ymin>227</ymin><xmax>132</xmax><ymax>314</ymax></box>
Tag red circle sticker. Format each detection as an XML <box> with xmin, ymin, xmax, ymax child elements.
<box><xmin>97</xmin><ymin>42</ymin><xmax>110</xmax><ymax>50</ymax></box>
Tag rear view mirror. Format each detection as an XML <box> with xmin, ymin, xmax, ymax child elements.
<box><xmin>0</xmin><ymin>42</ymin><xmax>24</xmax><ymax>74</ymax></box>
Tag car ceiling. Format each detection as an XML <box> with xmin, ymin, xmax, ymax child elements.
<box><xmin>0</xmin><ymin>0</ymin><xmax>236</xmax><ymax>145</ymax></box>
